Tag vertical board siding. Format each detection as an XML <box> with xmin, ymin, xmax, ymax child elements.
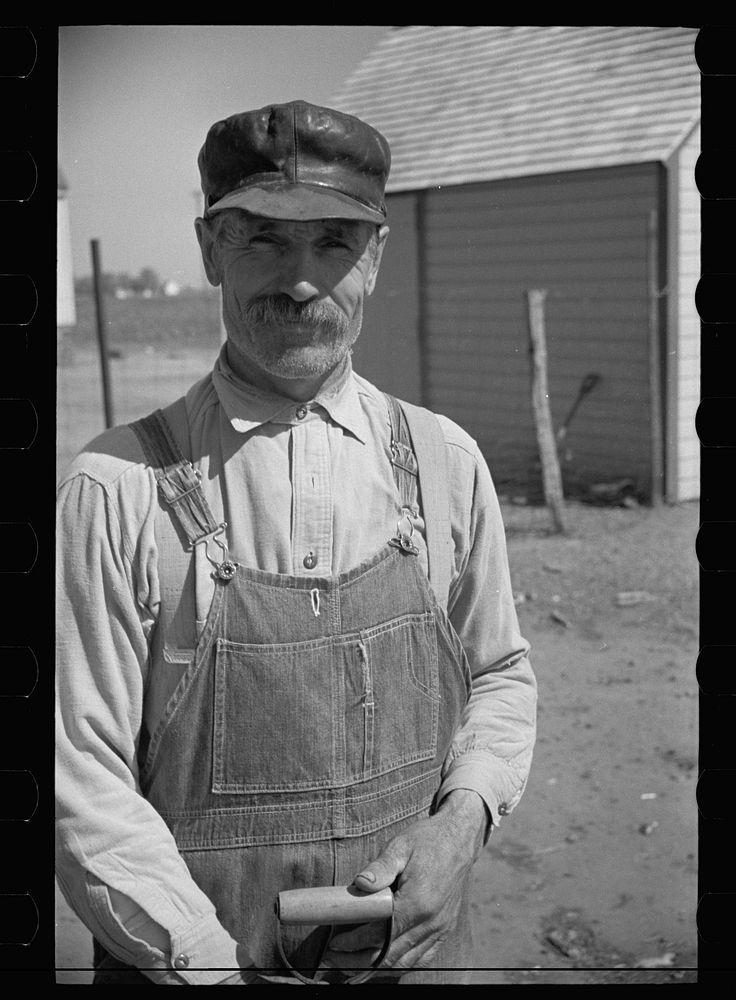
<box><xmin>421</xmin><ymin>164</ymin><xmax>660</xmax><ymax>496</ymax></box>
<box><xmin>352</xmin><ymin>193</ymin><xmax>422</xmax><ymax>403</ymax></box>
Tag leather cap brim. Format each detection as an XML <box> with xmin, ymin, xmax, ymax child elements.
<box><xmin>206</xmin><ymin>180</ymin><xmax>386</xmax><ymax>224</ymax></box>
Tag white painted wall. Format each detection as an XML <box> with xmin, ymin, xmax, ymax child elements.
<box><xmin>665</xmin><ymin>122</ymin><xmax>700</xmax><ymax>502</ymax></box>
<box><xmin>57</xmin><ymin>187</ymin><xmax>76</xmax><ymax>328</ymax></box>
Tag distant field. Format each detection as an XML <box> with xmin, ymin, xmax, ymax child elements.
<box><xmin>68</xmin><ymin>290</ymin><xmax>223</xmax><ymax>349</ymax></box>
<box><xmin>57</xmin><ymin>293</ymin><xmax>224</xmax><ymax>476</ymax></box>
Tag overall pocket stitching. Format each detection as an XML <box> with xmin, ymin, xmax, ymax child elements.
<box><xmin>403</xmin><ymin>616</ymin><xmax>440</xmax><ymax>701</ymax></box>
<box><xmin>214</xmin><ymin>611</ymin><xmax>434</xmax><ymax>655</ymax></box>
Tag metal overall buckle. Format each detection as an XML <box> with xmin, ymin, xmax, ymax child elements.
<box><xmin>200</xmin><ymin>522</ymin><xmax>238</xmax><ymax>581</ymax></box>
<box><xmin>274</xmin><ymin>885</ymin><xmax>394</xmax><ymax>986</ymax></box>
<box><xmin>388</xmin><ymin>506</ymin><xmax>419</xmax><ymax>555</ymax></box>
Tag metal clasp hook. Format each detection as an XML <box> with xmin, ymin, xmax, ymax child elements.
<box><xmin>389</xmin><ymin>506</ymin><xmax>419</xmax><ymax>555</ymax></box>
<box><xmin>199</xmin><ymin>522</ymin><xmax>238</xmax><ymax>581</ymax></box>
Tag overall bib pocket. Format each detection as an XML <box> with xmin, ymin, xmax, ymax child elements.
<box><xmin>211</xmin><ymin>612</ymin><xmax>440</xmax><ymax>794</ymax></box>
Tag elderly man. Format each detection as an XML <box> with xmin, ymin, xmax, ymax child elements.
<box><xmin>56</xmin><ymin>101</ymin><xmax>537</xmax><ymax>985</ymax></box>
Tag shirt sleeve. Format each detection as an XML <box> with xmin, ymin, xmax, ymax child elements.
<box><xmin>436</xmin><ymin>437</ymin><xmax>538</xmax><ymax>829</ymax></box>
<box><xmin>55</xmin><ymin>469</ymin><xmax>254</xmax><ymax>984</ymax></box>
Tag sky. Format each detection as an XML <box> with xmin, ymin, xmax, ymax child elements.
<box><xmin>58</xmin><ymin>25</ymin><xmax>391</xmax><ymax>288</ymax></box>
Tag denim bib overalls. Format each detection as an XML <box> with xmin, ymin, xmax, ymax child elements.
<box><xmin>95</xmin><ymin>394</ymin><xmax>473</xmax><ymax>983</ymax></box>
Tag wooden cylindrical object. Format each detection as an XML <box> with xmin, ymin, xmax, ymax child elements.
<box><xmin>276</xmin><ymin>885</ymin><xmax>393</xmax><ymax>926</ymax></box>
<box><xmin>526</xmin><ymin>287</ymin><xmax>566</xmax><ymax>534</ymax></box>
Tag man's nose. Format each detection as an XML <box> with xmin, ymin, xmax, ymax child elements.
<box><xmin>278</xmin><ymin>247</ymin><xmax>320</xmax><ymax>301</ymax></box>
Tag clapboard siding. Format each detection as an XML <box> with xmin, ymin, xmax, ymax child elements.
<box><xmin>678</xmin><ymin>252</ymin><xmax>700</xmax><ymax>275</ymax></box>
<box><xmin>678</xmin><ymin>340</ymin><xmax>699</xmax><ymax>363</ymax></box>
<box><xmin>665</xmin><ymin>123</ymin><xmax>700</xmax><ymax>502</ymax></box>
<box><xmin>679</xmin><ymin>476</ymin><xmax>699</xmax><ymax>500</ymax></box>
<box><xmin>677</xmin><ymin>430</ymin><xmax>698</xmax><ymax>457</ymax></box>
<box><xmin>421</xmin><ymin>163</ymin><xmax>660</xmax><ymax>493</ymax></box>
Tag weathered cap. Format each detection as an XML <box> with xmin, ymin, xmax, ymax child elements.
<box><xmin>198</xmin><ymin>100</ymin><xmax>391</xmax><ymax>223</ymax></box>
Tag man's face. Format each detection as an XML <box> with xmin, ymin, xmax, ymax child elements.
<box><xmin>196</xmin><ymin>210</ymin><xmax>387</xmax><ymax>393</ymax></box>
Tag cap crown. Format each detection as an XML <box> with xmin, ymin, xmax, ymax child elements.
<box><xmin>199</xmin><ymin>100</ymin><xmax>391</xmax><ymax>222</ymax></box>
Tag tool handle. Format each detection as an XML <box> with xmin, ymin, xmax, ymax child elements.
<box><xmin>276</xmin><ymin>884</ymin><xmax>393</xmax><ymax>926</ymax></box>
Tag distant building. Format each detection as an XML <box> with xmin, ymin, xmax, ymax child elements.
<box><xmin>57</xmin><ymin>166</ymin><xmax>76</xmax><ymax>328</ymax></box>
<box><xmin>334</xmin><ymin>26</ymin><xmax>700</xmax><ymax>502</ymax></box>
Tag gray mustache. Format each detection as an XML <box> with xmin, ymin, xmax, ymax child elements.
<box><xmin>243</xmin><ymin>296</ymin><xmax>348</xmax><ymax>334</ymax></box>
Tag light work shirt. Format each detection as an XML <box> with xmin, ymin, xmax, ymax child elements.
<box><xmin>55</xmin><ymin>348</ymin><xmax>537</xmax><ymax>984</ymax></box>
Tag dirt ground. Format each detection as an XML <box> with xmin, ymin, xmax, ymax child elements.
<box><xmin>464</xmin><ymin>498</ymin><xmax>698</xmax><ymax>984</ymax></box>
<box><xmin>55</xmin><ymin>346</ymin><xmax>699</xmax><ymax>984</ymax></box>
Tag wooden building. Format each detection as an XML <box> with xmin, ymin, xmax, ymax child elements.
<box><xmin>57</xmin><ymin>166</ymin><xmax>77</xmax><ymax>329</ymax></box>
<box><xmin>334</xmin><ymin>26</ymin><xmax>700</xmax><ymax>502</ymax></box>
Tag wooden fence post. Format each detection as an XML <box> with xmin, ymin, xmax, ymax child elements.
<box><xmin>526</xmin><ymin>288</ymin><xmax>566</xmax><ymax>533</ymax></box>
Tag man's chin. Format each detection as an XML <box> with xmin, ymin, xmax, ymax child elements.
<box><xmin>259</xmin><ymin>346</ymin><xmax>348</xmax><ymax>381</ymax></box>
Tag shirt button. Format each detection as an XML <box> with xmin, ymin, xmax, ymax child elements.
<box><xmin>173</xmin><ymin>954</ymin><xmax>190</xmax><ymax>970</ymax></box>
<box><xmin>295</xmin><ymin>405</ymin><xmax>308</xmax><ymax>420</ymax></box>
<box><xmin>303</xmin><ymin>551</ymin><xmax>318</xmax><ymax>570</ymax></box>
<box><xmin>497</xmin><ymin>802</ymin><xmax>509</xmax><ymax>817</ymax></box>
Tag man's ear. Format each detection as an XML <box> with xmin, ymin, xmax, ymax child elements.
<box><xmin>365</xmin><ymin>224</ymin><xmax>389</xmax><ymax>296</ymax></box>
<box><xmin>194</xmin><ymin>217</ymin><xmax>222</xmax><ymax>287</ymax></box>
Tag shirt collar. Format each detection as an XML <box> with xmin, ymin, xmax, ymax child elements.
<box><xmin>211</xmin><ymin>345</ymin><xmax>369</xmax><ymax>444</ymax></box>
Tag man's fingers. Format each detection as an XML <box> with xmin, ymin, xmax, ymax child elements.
<box><xmin>353</xmin><ymin>839</ymin><xmax>409</xmax><ymax>892</ymax></box>
<box><xmin>382</xmin><ymin>922</ymin><xmax>449</xmax><ymax>973</ymax></box>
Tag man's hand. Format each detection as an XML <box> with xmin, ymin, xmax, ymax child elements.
<box><xmin>322</xmin><ymin>789</ymin><xmax>489</xmax><ymax>974</ymax></box>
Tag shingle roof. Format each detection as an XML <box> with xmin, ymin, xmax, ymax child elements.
<box><xmin>332</xmin><ymin>26</ymin><xmax>700</xmax><ymax>192</ymax></box>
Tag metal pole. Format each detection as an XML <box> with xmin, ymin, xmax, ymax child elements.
<box><xmin>90</xmin><ymin>239</ymin><xmax>115</xmax><ymax>429</ymax></box>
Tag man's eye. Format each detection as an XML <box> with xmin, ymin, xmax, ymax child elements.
<box><xmin>249</xmin><ymin>235</ymin><xmax>281</xmax><ymax>248</ymax></box>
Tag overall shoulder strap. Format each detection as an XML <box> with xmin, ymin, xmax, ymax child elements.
<box><xmin>384</xmin><ymin>393</ymin><xmax>453</xmax><ymax>609</ymax></box>
<box><xmin>130</xmin><ymin>399</ymin><xmax>219</xmax><ymax>547</ymax></box>
<box><xmin>130</xmin><ymin>398</ymin><xmax>221</xmax><ymax>657</ymax></box>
